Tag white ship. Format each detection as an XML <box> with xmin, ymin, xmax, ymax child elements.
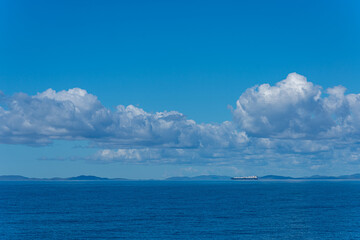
<box><xmin>231</xmin><ymin>176</ymin><xmax>258</xmax><ymax>180</ymax></box>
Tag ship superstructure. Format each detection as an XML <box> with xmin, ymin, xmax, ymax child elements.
<box><xmin>231</xmin><ymin>176</ymin><xmax>258</xmax><ymax>180</ymax></box>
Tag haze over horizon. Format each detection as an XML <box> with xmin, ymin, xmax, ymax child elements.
<box><xmin>1</xmin><ymin>0</ymin><xmax>360</xmax><ymax>178</ymax></box>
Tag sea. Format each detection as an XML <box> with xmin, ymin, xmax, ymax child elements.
<box><xmin>1</xmin><ymin>180</ymin><xmax>360</xmax><ymax>239</ymax></box>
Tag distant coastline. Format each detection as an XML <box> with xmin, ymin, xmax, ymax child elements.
<box><xmin>1</xmin><ymin>174</ymin><xmax>360</xmax><ymax>181</ymax></box>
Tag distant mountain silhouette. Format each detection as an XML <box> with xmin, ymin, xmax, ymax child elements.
<box><xmin>166</xmin><ymin>174</ymin><xmax>360</xmax><ymax>181</ymax></box>
<box><xmin>0</xmin><ymin>175</ymin><xmax>30</xmax><ymax>181</ymax></box>
<box><xmin>259</xmin><ymin>175</ymin><xmax>294</xmax><ymax>180</ymax></box>
<box><xmin>338</xmin><ymin>174</ymin><xmax>360</xmax><ymax>179</ymax></box>
<box><xmin>67</xmin><ymin>175</ymin><xmax>109</xmax><ymax>181</ymax></box>
<box><xmin>166</xmin><ymin>175</ymin><xmax>232</xmax><ymax>181</ymax></box>
<box><xmin>0</xmin><ymin>175</ymin><xmax>125</xmax><ymax>181</ymax></box>
<box><xmin>259</xmin><ymin>174</ymin><xmax>360</xmax><ymax>180</ymax></box>
<box><xmin>305</xmin><ymin>175</ymin><xmax>338</xmax><ymax>179</ymax></box>
<box><xmin>2</xmin><ymin>174</ymin><xmax>360</xmax><ymax>181</ymax></box>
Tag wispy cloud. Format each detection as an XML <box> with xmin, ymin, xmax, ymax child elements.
<box><xmin>2</xmin><ymin>73</ymin><xmax>360</xmax><ymax>167</ymax></box>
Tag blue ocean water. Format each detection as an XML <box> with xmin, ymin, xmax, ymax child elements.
<box><xmin>1</xmin><ymin>181</ymin><xmax>360</xmax><ymax>239</ymax></box>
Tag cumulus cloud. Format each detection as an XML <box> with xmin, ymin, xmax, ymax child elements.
<box><xmin>0</xmin><ymin>88</ymin><xmax>111</xmax><ymax>144</ymax></box>
<box><xmin>233</xmin><ymin>73</ymin><xmax>360</xmax><ymax>139</ymax></box>
<box><xmin>2</xmin><ymin>73</ymin><xmax>360</xmax><ymax>167</ymax></box>
<box><xmin>0</xmin><ymin>88</ymin><xmax>247</xmax><ymax>149</ymax></box>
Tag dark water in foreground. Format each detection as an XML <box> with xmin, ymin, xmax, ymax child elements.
<box><xmin>1</xmin><ymin>181</ymin><xmax>360</xmax><ymax>239</ymax></box>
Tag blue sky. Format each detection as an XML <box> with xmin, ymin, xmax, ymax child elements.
<box><xmin>1</xmin><ymin>0</ymin><xmax>360</xmax><ymax>178</ymax></box>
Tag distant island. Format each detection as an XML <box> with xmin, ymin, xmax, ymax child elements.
<box><xmin>1</xmin><ymin>174</ymin><xmax>360</xmax><ymax>181</ymax></box>
<box><xmin>0</xmin><ymin>175</ymin><xmax>128</xmax><ymax>181</ymax></box>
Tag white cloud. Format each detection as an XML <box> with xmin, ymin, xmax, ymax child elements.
<box><xmin>0</xmin><ymin>88</ymin><xmax>247</xmax><ymax>150</ymax></box>
<box><xmin>2</xmin><ymin>73</ymin><xmax>360</xmax><ymax>168</ymax></box>
<box><xmin>0</xmin><ymin>88</ymin><xmax>111</xmax><ymax>144</ymax></box>
<box><xmin>233</xmin><ymin>72</ymin><xmax>360</xmax><ymax>140</ymax></box>
<box><xmin>234</xmin><ymin>73</ymin><xmax>327</xmax><ymax>138</ymax></box>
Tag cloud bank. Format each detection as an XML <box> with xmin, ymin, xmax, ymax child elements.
<box><xmin>2</xmin><ymin>73</ymin><xmax>360</xmax><ymax>167</ymax></box>
<box><xmin>0</xmin><ymin>87</ymin><xmax>247</xmax><ymax>148</ymax></box>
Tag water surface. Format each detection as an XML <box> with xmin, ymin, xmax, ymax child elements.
<box><xmin>0</xmin><ymin>181</ymin><xmax>359</xmax><ymax>239</ymax></box>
